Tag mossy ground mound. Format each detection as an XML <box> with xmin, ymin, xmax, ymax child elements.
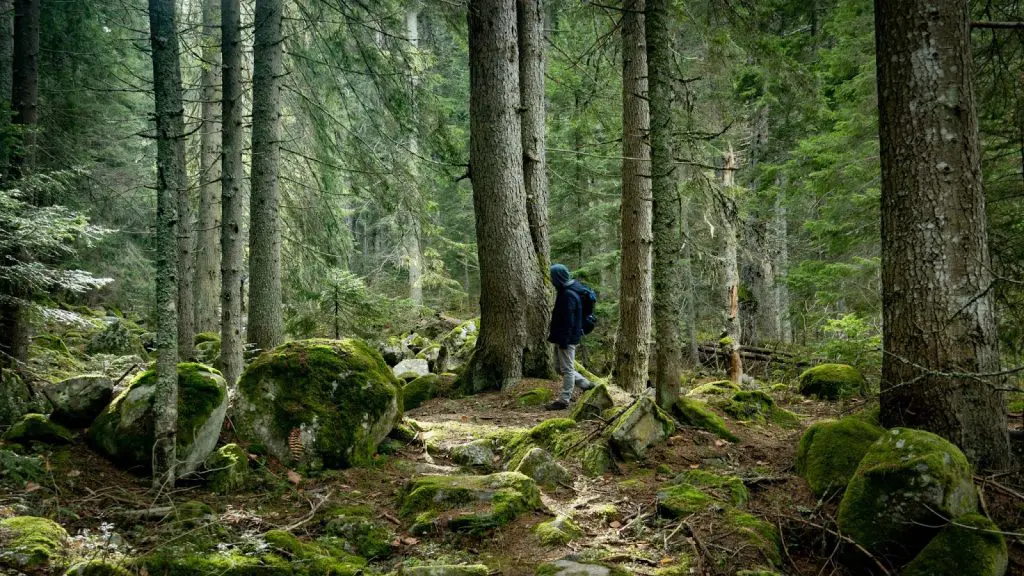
<box><xmin>404</xmin><ymin>374</ymin><xmax>441</xmax><ymax>410</ymax></box>
<box><xmin>65</xmin><ymin>560</ymin><xmax>133</xmax><ymax>576</ymax></box>
<box><xmin>2</xmin><ymin>413</ymin><xmax>73</xmax><ymax>445</ymax></box>
<box><xmin>672</xmin><ymin>397</ymin><xmax>738</xmax><ymax>441</ymax></box>
<box><xmin>323</xmin><ymin>507</ymin><xmax>393</xmax><ymax>560</ymax></box>
<box><xmin>0</xmin><ymin>516</ymin><xmax>69</xmax><ymax>572</ymax></box>
<box><xmin>686</xmin><ymin>380</ymin><xmax>740</xmax><ymax>397</ymax></box>
<box><xmin>88</xmin><ymin>363</ymin><xmax>227</xmax><ymax>475</ymax></box>
<box><xmin>517</xmin><ymin>387</ymin><xmax>553</xmax><ymax>407</ymax></box>
<box><xmin>837</xmin><ymin>428</ymin><xmax>978</xmax><ymax>562</ymax></box>
<box><xmin>797</xmin><ymin>364</ymin><xmax>867</xmax><ymax>400</ymax></box>
<box><xmin>535</xmin><ymin>515</ymin><xmax>582</xmax><ymax>546</ymax></box>
<box><xmin>717</xmin><ymin>391</ymin><xmax>800</xmax><ymax>428</ymax></box>
<box><xmin>399</xmin><ymin>472</ymin><xmax>541</xmax><ymax>535</ymax></box>
<box><xmin>795</xmin><ymin>416</ymin><xmax>883</xmax><ymax>497</ymax></box>
<box><xmin>233</xmin><ymin>339</ymin><xmax>401</xmax><ymax>470</ymax></box>
<box><xmin>901</xmin><ymin>513</ymin><xmax>1008</xmax><ymax>576</ymax></box>
<box><xmin>570</xmin><ymin>383</ymin><xmax>613</xmax><ymax>421</ymax></box>
<box><xmin>204</xmin><ymin>443</ymin><xmax>250</xmax><ymax>493</ymax></box>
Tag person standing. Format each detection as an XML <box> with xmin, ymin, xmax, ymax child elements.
<box><xmin>547</xmin><ymin>264</ymin><xmax>596</xmax><ymax>409</ymax></box>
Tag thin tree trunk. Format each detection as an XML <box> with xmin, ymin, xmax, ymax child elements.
<box><xmin>405</xmin><ymin>5</ymin><xmax>423</xmax><ymax>306</ymax></box>
<box><xmin>219</xmin><ymin>0</ymin><xmax>245</xmax><ymax>387</ymax></box>
<box><xmin>0</xmin><ymin>0</ymin><xmax>12</xmax><ymax>171</ymax></box>
<box><xmin>10</xmin><ymin>0</ymin><xmax>36</xmax><ymax>177</ymax></box>
<box><xmin>194</xmin><ymin>0</ymin><xmax>222</xmax><ymax>335</ymax></box>
<box><xmin>464</xmin><ymin>0</ymin><xmax>550</xmax><ymax>392</ymax></box>
<box><xmin>248</xmin><ymin>0</ymin><xmax>284</xmax><ymax>351</ymax></box>
<box><xmin>148</xmin><ymin>0</ymin><xmax>185</xmax><ymax>489</ymax></box>
<box><xmin>721</xmin><ymin>150</ymin><xmax>743</xmax><ymax>386</ymax></box>
<box><xmin>774</xmin><ymin>185</ymin><xmax>792</xmax><ymax>344</ymax></box>
<box><xmin>679</xmin><ymin>191</ymin><xmax>698</xmax><ymax>365</ymax></box>
<box><xmin>875</xmin><ymin>0</ymin><xmax>1010</xmax><ymax>470</ymax></box>
<box><xmin>647</xmin><ymin>0</ymin><xmax>680</xmax><ymax>410</ymax></box>
<box><xmin>518</xmin><ymin>0</ymin><xmax>550</xmax><ymax>271</ymax></box>
<box><xmin>613</xmin><ymin>0</ymin><xmax>653</xmax><ymax>394</ymax></box>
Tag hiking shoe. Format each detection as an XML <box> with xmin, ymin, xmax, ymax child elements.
<box><xmin>578</xmin><ymin>380</ymin><xmax>595</xmax><ymax>391</ymax></box>
<box><xmin>546</xmin><ymin>400</ymin><xmax>569</xmax><ymax>411</ymax></box>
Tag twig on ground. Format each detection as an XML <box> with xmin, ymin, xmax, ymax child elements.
<box><xmin>784</xmin><ymin>514</ymin><xmax>892</xmax><ymax>575</ymax></box>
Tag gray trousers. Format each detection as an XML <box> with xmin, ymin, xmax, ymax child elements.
<box><xmin>556</xmin><ymin>345</ymin><xmax>590</xmax><ymax>403</ymax></box>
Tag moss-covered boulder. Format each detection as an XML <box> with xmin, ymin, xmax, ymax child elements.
<box><xmin>435</xmin><ymin>319</ymin><xmax>478</xmax><ymax>373</ymax></box>
<box><xmin>0</xmin><ymin>516</ymin><xmax>68</xmax><ymax>572</ymax></box>
<box><xmin>136</xmin><ymin>550</ymin><xmax>292</xmax><ymax>576</ymax></box>
<box><xmin>517</xmin><ymin>387</ymin><xmax>553</xmax><ymax>407</ymax></box>
<box><xmin>0</xmin><ymin>370</ymin><xmax>44</xmax><ymax>428</ymax></box>
<box><xmin>450</xmin><ymin>439</ymin><xmax>496</xmax><ymax>469</ymax></box>
<box><xmin>797</xmin><ymin>364</ymin><xmax>867</xmax><ymax>400</ymax></box>
<box><xmin>399</xmin><ymin>472</ymin><xmax>541</xmax><ymax>535</ymax></box>
<box><xmin>505</xmin><ymin>418</ymin><xmax>582</xmax><ymax>469</ymax></box>
<box><xmin>86</xmin><ymin>320</ymin><xmax>143</xmax><ymax>356</ymax></box>
<box><xmin>570</xmin><ymin>384</ymin><xmax>613</xmax><ymax>421</ymax></box>
<box><xmin>686</xmin><ymin>380</ymin><xmax>740</xmax><ymax>397</ymax></box>
<box><xmin>194</xmin><ymin>340</ymin><xmax>221</xmax><ymax>366</ymax></box>
<box><xmin>837</xmin><ymin>428</ymin><xmax>978</xmax><ymax>562</ymax></box>
<box><xmin>403</xmin><ymin>374</ymin><xmax>440</xmax><ymax>411</ymax></box>
<box><xmin>88</xmin><ymin>363</ymin><xmax>227</xmax><ymax>475</ymax></box>
<box><xmin>535</xmin><ymin>558</ymin><xmax>630</xmax><ymax>576</ymax></box>
<box><xmin>535</xmin><ymin>515</ymin><xmax>582</xmax><ymax>546</ymax></box>
<box><xmin>65</xmin><ymin>560</ymin><xmax>132</xmax><ymax>576</ymax></box>
<box><xmin>403</xmin><ymin>566</ymin><xmax>490</xmax><ymax>576</ymax></box>
<box><xmin>0</xmin><ymin>449</ymin><xmax>46</xmax><ymax>486</ymax></box>
<box><xmin>901</xmin><ymin>513</ymin><xmax>1007</xmax><ymax>576</ymax></box>
<box><xmin>48</xmin><ymin>374</ymin><xmax>114</xmax><ymax>428</ymax></box>
<box><xmin>795</xmin><ymin>417</ymin><xmax>884</xmax><ymax>497</ymax></box>
<box><xmin>581</xmin><ymin>442</ymin><xmax>613</xmax><ymax>476</ymax></box>
<box><xmin>233</xmin><ymin>339</ymin><xmax>401</xmax><ymax>470</ymax></box>
<box><xmin>323</xmin><ymin>508</ymin><xmax>393</xmax><ymax>560</ymax></box>
<box><xmin>263</xmin><ymin>529</ymin><xmax>367</xmax><ymax>575</ymax></box>
<box><xmin>2</xmin><ymin>413</ymin><xmax>73</xmax><ymax>445</ymax></box>
<box><xmin>671</xmin><ymin>469</ymin><xmax>748</xmax><ymax>506</ymax></box>
<box><xmin>656</xmin><ymin>483</ymin><xmax>713</xmax><ymax>518</ymax></box>
<box><xmin>394</xmin><ymin>358</ymin><xmax>430</xmax><ymax>381</ymax></box>
<box><xmin>717</xmin><ymin>391</ymin><xmax>800</xmax><ymax>427</ymax></box>
<box><xmin>672</xmin><ymin>397</ymin><xmax>738</xmax><ymax>442</ymax></box>
<box><xmin>607</xmin><ymin>396</ymin><xmax>675</xmax><ymax>460</ymax></box>
<box><xmin>516</xmin><ymin>447</ymin><xmax>571</xmax><ymax>488</ymax></box>
<box><xmin>203</xmin><ymin>443</ymin><xmax>250</xmax><ymax>493</ymax></box>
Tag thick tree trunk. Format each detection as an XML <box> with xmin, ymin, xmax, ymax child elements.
<box><xmin>465</xmin><ymin>0</ymin><xmax>550</xmax><ymax>392</ymax></box>
<box><xmin>518</xmin><ymin>0</ymin><xmax>550</xmax><ymax>272</ymax></box>
<box><xmin>148</xmin><ymin>0</ymin><xmax>185</xmax><ymax>488</ymax></box>
<box><xmin>613</xmin><ymin>0</ymin><xmax>653</xmax><ymax>394</ymax></box>
<box><xmin>647</xmin><ymin>0</ymin><xmax>681</xmax><ymax>410</ymax></box>
<box><xmin>875</xmin><ymin>0</ymin><xmax>1010</xmax><ymax>469</ymax></box>
<box><xmin>248</xmin><ymin>0</ymin><xmax>284</xmax><ymax>351</ymax></box>
<box><xmin>405</xmin><ymin>6</ymin><xmax>423</xmax><ymax>306</ymax></box>
<box><xmin>194</xmin><ymin>0</ymin><xmax>222</xmax><ymax>335</ymax></box>
<box><xmin>219</xmin><ymin>0</ymin><xmax>245</xmax><ymax>387</ymax></box>
<box><xmin>721</xmin><ymin>151</ymin><xmax>743</xmax><ymax>386</ymax></box>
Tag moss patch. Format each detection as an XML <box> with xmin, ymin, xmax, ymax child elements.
<box><xmin>517</xmin><ymin>387</ymin><xmax>553</xmax><ymax>407</ymax></box>
<box><xmin>204</xmin><ymin>443</ymin><xmax>250</xmax><ymax>493</ymax></box>
<box><xmin>901</xmin><ymin>513</ymin><xmax>1007</xmax><ymax>576</ymax></box>
<box><xmin>671</xmin><ymin>469</ymin><xmax>748</xmax><ymax>506</ymax></box>
<box><xmin>399</xmin><ymin>472</ymin><xmax>541</xmax><ymax>535</ymax></box>
<box><xmin>2</xmin><ymin>413</ymin><xmax>73</xmax><ymax>445</ymax></box>
<box><xmin>687</xmin><ymin>380</ymin><xmax>740</xmax><ymax>397</ymax></box>
<box><xmin>403</xmin><ymin>374</ymin><xmax>440</xmax><ymax>411</ymax></box>
<box><xmin>672</xmin><ymin>397</ymin><xmax>738</xmax><ymax>441</ymax></box>
<box><xmin>535</xmin><ymin>515</ymin><xmax>582</xmax><ymax>546</ymax></box>
<box><xmin>570</xmin><ymin>383</ymin><xmax>614</xmax><ymax>421</ymax></box>
<box><xmin>718</xmin><ymin>391</ymin><xmax>800</xmax><ymax>428</ymax></box>
<box><xmin>797</xmin><ymin>363</ymin><xmax>867</xmax><ymax>400</ymax></box>
<box><xmin>65</xmin><ymin>560</ymin><xmax>132</xmax><ymax>576</ymax></box>
<box><xmin>795</xmin><ymin>416</ymin><xmax>883</xmax><ymax>497</ymax></box>
<box><xmin>0</xmin><ymin>516</ymin><xmax>69</xmax><ymax>572</ymax></box>
<box><xmin>656</xmin><ymin>483</ymin><xmax>713</xmax><ymax>518</ymax></box>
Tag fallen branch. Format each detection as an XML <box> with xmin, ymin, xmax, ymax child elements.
<box><xmin>783</xmin><ymin>514</ymin><xmax>892</xmax><ymax>575</ymax></box>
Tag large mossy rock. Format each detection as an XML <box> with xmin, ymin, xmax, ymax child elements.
<box><xmin>797</xmin><ymin>364</ymin><xmax>867</xmax><ymax>400</ymax></box>
<box><xmin>515</xmin><ymin>447</ymin><xmax>571</xmax><ymax>488</ymax></box>
<box><xmin>607</xmin><ymin>396</ymin><xmax>675</xmax><ymax>459</ymax></box>
<box><xmin>717</xmin><ymin>391</ymin><xmax>800</xmax><ymax>427</ymax></box>
<box><xmin>88</xmin><ymin>363</ymin><xmax>227</xmax><ymax>475</ymax></box>
<box><xmin>86</xmin><ymin>319</ymin><xmax>144</xmax><ymax>356</ymax></box>
<box><xmin>234</xmin><ymin>339</ymin><xmax>401</xmax><ymax>470</ymax></box>
<box><xmin>795</xmin><ymin>416</ymin><xmax>884</xmax><ymax>497</ymax></box>
<box><xmin>393</xmin><ymin>358</ymin><xmax>430</xmax><ymax>380</ymax></box>
<box><xmin>0</xmin><ymin>516</ymin><xmax>69</xmax><ymax>573</ymax></box>
<box><xmin>399</xmin><ymin>472</ymin><xmax>541</xmax><ymax>535</ymax></box>
<box><xmin>672</xmin><ymin>397</ymin><xmax>738</xmax><ymax>442</ymax></box>
<box><xmin>2</xmin><ymin>413</ymin><xmax>73</xmax><ymax>445</ymax></box>
<box><xmin>48</xmin><ymin>374</ymin><xmax>114</xmax><ymax>428</ymax></box>
<box><xmin>403</xmin><ymin>374</ymin><xmax>440</xmax><ymax>411</ymax></box>
<box><xmin>901</xmin><ymin>513</ymin><xmax>1007</xmax><ymax>576</ymax></box>
<box><xmin>435</xmin><ymin>319</ymin><xmax>478</xmax><ymax>374</ymax></box>
<box><xmin>570</xmin><ymin>384</ymin><xmax>613</xmax><ymax>421</ymax></box>
<box><xmin>837</xmin><ymin>428</ymin><xmax>978</xmax><ymax>562</ymax></box>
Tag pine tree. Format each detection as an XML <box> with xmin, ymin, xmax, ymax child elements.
<box><xmin>613</xmin><ymin>0</ymin><xmax>653</xmax><ymax>393</ymax></box>
<box><xmin>194</xmin><ymin>0</ymin><xmax>222</xmax><ymax>335</ymax></box>
<box><xmin>248</xmin><ymin>0</ymin><xmax>284</xmax><ymax>351</ymax></box>
<box><xmin>875</xmin><ymin>0</ymin><xmax>1010</xmax><ymax>469</ymax></box>
<box><xmin>518</xmin><ymin>0</ymin><xmax>550</xmax><ymax>271</ymax></box>
<box><xmin>147</xmin><ymin>0</ymin><xmax>185</xmax><ymax>488</ymax></box>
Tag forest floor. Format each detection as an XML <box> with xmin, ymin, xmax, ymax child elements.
<box><xmin>6</xmin><ymin>368</ymin><xmax>1023</xmax><ymax>576</ymax></box>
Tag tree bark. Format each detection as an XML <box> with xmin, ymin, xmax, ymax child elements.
<box><xmin>405</xmin><ymin>5</ymin><xmax>423</xmax><ymax>306</ymax></box>
<box><xmin>219</xmin><ymin>0</ymin><xmax>245</xmax><ymax>387</ymax></box>
<box><xmin>194</xmin><ymin>0</ymin><xmax>222</xmax><ymax>335</ymax></box>
<box><xmin>148</xmin><ymin>0</ymin><xmax>185</xmax><ymax>488</ymax></box>
<box><xmin>721</xmin><ymin>150</ymin><xmax>743</xmax><ymax>386</ymax></box>
<box><xmin>464</xmin><ymin>0</ymin><xmax>550</xmax><ymax>392</ymax></box>
<box><xmin>773</xmin><ymin>185</ymin><xmax>792</xmax><ymax>344</ymax></box>
<box><xmin>518</xmin><ymin>0</ymin><xmax>550</xmax><ymax>272</ymax></box>
<box><xmin>10</xmin><ymin>0</ymin><xmax>36</xmax><ymax>176</ymax></box>
<box><xmin>679</xmin><ymin>188</ymin><xmax>698</xmax><ymax>366</ymax></box>
<box><xmin>875</xmin><ymin>0</ymin><xmax>1010</xmax><ymax>469</ymax></box>
<box><xmin>647</xmin><ymin>0</ymin><xmax>681</xmax><ymax>410</ymax></box>
<box><xmin>248</xmin><ymin>0</ymin><xmax>284</xmax><ymax>351</ymax></box>
<box><xmin>0</xmin><ymin>0</ymin><xmax>12</xmax><ymax>169</ymax></box>
<box><xmin>613</xmin><ymin>0</ymin><xmax>653</xmax><ymax>394</ymax></box>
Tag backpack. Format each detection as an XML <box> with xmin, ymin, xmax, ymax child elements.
<box><xmin>570</xmin><ymin>283</ymin><xmax>598</xmax><ymax>335</ymax></box>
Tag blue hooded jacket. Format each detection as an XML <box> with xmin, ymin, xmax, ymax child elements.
<box><xmin>548</xmin><ymin>264</ymin><xmax>584</xmax><ymax>347</ymax></box>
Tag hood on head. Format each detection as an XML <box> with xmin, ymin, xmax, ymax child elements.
<box><xmin>550</xmin><ymin>264</ymin><xmax>572</xmax><ymax>289</ymax></box>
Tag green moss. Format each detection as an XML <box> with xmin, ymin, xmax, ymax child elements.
<box><xmin>0</xmin><ymin>516</ymin><xmax>68</xmax><ymax>571</ymax></box>
<box><xmin>234</xmin><ymin>339</ymin><xmax>401</xmax><ymax>470</ymax></box>
<box><xmin>837</xmin><ymin>428</ymin><xmax>978</xmax><ymax>562</ymax></box>
<box><xmin>570</xmin><ymin>383</ymin><xmax>614</xmax><ymax>421</ymax></box>
<box><xmin>718</xmin><ymin>391</ymin><xmax>800</xmax><ymax>428</ymax></box>
<box><xmin>724</xmin><ymin>509</ymin><xmax>782</xmax><ymax>566</ymax></box>
<box><xmin>205</xmin><ymin>443</ymin><xmax>250</xmax><ymax>493</ymax></box>
<box><xmin>672</xmin><ymin>397</ymin><xmax>738</xmax><ymax>442</ymax></box>
<box><xmin>516</xmin><ymin>387</ymin><xmax>553</xmax><ymax>407</ymax></box>
<box><xmin>402</xmin><ymin>566</ymin><xmax>490</xmax><ymax>576</ymax></box>
<box><xmin>573</xmin><ymin>361</ymin><xmax>608</xmax><ymax>386</ymax></box>
<box><xmin>656</xmin><ymin>483</ymin><xmax>713</xmax><ymax>518</ymax></box>
<box><xmin>136</xmin><ymin>551</ymin><xmax>292</xmax><ymax>576</ymax></box>
<box><xmin>65</xmin><ymin>560</ymin><xmax>132</xmax><ymax>576</ymax></box>
<box><xmin>534</xmin><ymin>516</ymin><xmax>582</xmax><ymax>546</ymax></box>
<box><xmin>403</xmin><ymin>374</ymin><xmax>440</xmax><ymax>410</ymax></box>
<box><xmin>581</xmin><ymin>442</ymin><xmax>612</xmax><ymax>476</ymax></box>
<box><xmin>607</xmin><ymin>396</ymin><xmax>676</xmax><ymax>459</ymax></box>
<box><xmin>847</xmin><ymin>405</ymin><xmax>881</xmax><ymax>427</ymax></box>
<box><xmin>2</xmin><ymin>413</ymin><xmax>73</xmax><ymax>445</ymax></box>
<box><xmin>797</xmin><ymin>363</ymin><xmax>867</xmax><ymax>400</ymax></box>
<box><xmin>687</xmin><ymin>380</ymin><xmax>740</xmax><ymax>397</ymax></box>
<box><xmin>504</xmin><ymin>418</ymin><xmax>581</xmax><ymax>468</ymax></box>
<box><xmin>399</xmin><ymin>472</ymin><xmax>541</xmax><ymax>535</ymax></box>
<box><xmin>718</xmin><ymin>336</ymin><xmax>734</xmax><ymax>346</ymax></box>
<box><xmin>263</xmin><ymin>530</ymin><xmax>367</xmax><ymax>576</ymax></box>
<box><xmin>656</xmin><ymin>463</ymin><xmax>673</xmax><ymax>475</ymax></box>
<box><xmin>795</xmin><ymin>417</ymin><xmax>883</xmax><ymax>497</ymax></box>
<box><xmin>652</xmin><ymin>557</ymin><xmax>692</xmax><ymax>576</ymax></box>
<box><xmin>594</xmin><ymin>504</ymin><xmax>619</xmax><ymax>521</ymax></box>
<box><xmin>901</xmin><ymin>513</ymin><xmax>1007</xmax><ymax>576</ymax></box>
<box><xmin>323</xmin><ymin>511</ymin><xmax>392</xmax><ymax>560</ymax></box>
<box><xmin>671</xmin><ymin>469</ymin><xmax>748</xmax><ymax>506</ymax></box>
<box><xmin>194</xmin><ymin>332</ymin><xmax>220</xmax><ymax>345</ymax></box>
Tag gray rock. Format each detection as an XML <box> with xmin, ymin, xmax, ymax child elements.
<box><xmin>570</xmin><ymin>384</ymin><xmax>613</xmax><ymax>421</ymax></box>
<box><xmin>515</xmin><ymin>447</ymin><xmax>571</xmax><ymax>488</ymax></box>
<box><xmin>535</xmin><ymin>558</ymin><xmax>627</xmax><ymax>576</ymax></box>
<box><xmin>450</xmin><ymin>440</ymin><xmax>495</xmax><ymax>469</ymax></box>
<box><xmin>608</xmin><ymin>395</ymin><xmax>675</xmax><ymax>460</ymax></box>
<box><xmin>402</xmin><ymin>566</ymin><xmax>489</xmax><ymax>576</ymax></box>
<box><xmin>393</xmin><ymin>358</ymin><xmax>430</xmax><ymax>380</ymax></box>
<box><xmin>48</xmin><ymin>374</ymin><xmax>113</xmax><ymax>428</ymax></box>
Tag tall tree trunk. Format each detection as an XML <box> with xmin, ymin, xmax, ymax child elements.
<box><xmin>248</xmin><ymin>0</ymin><xmax>284</xmax><ymax>351</ymax></box>
<box><xmin>0</xmin><ymin>0</ymin><xmax>12</xmax><ymax>171</ymax></box>
<box><xmin>518</xmin><ymin>0</ymin><xmax>550</xmax><ymax>271</ymax></box>
<box><xmin>219</xmin><ymin>0</ymin><xmax>245</xmax><ymax>386</ymax></box>
<box><xmin>721</xmin><ymin>150</ymin><xmax>743</xmax><ymax>386</ymax></box>
<box><xmin>773</xmin><ymin>185</ymin><xmax>792</xmax><ymax>344</ymax></box>
<box><xmin>464</xmin><ymin>0</ymin><xmax>550</xmax><ymax>392</ymax></box>
<box><xmin>613</xmin><ymin>0</ymin><xmax>653</xmax><ymax>394</ymax></box>
<box><xmin>679</xmin><ymin>190</ymin><xmax>698</xmax><ymax>365</ymax></box>
<box><xmin>875</xmin><ymin>0</ymin><xmax>1010</xmax><ymax>469</ymax></box>
<box><xmin>647</xmin><ymin>0</ymin><xmax>680</xmax><ymax>410</ymax></box>
<box><xmin>148</xmin><ymin>0</ymin><xmax>185</xmax><ymax>489</ymax></box>
<box><xmin>194</xmin><ymin>0</ymin><xmax>222</xmax><ymax>335</ymax></box>
<box><xmin>405</xmin><ymin>5</ymin><xmax>423</xmax><ymax>306</ymax></box>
